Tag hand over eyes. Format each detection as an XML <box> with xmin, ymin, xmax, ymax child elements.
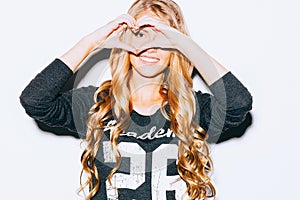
<box><xmin>99</xmin><ymin>17</ymin><xmax>185</xmax><ymax>55</ymax></box>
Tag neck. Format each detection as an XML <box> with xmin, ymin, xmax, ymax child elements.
<box><xmin>129</xmin><ymin>70</ymin><xmax>167</xmax><ymax>115</ymax></box>
<box><xmin>130</xmin><ymin>71</ymin><xmax>164</xmax><ymax>104</ymax></box>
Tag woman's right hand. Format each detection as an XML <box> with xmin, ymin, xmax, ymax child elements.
<box><xmin>59</xmin><ymin>14</ymin><xmax>137</xmax><ymax>71</ymax></box>
<box><xmin>85</xmin><ymin>14</ymin><xmax>138</xmax><ymax>52</ymax></box>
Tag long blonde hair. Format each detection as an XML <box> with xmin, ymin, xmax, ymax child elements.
<box><xmin>79</xmin><ymin>0</ymin><xmax>215</xmax><ymax>199</ymax></box>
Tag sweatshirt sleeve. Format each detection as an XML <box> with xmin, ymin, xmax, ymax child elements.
<box><xmin>196</xmin><ymin>72</ymin><xmax>253</xmax><ymax>141</ymax></box>
<box><xmin>19</xmin><ymin>59</ymin><xmax>97</xmax><ymax>138</ymax></box>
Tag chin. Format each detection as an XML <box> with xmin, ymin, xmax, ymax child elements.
<box><xmin>135</xmin><ymin>64</ymin><xmax>168</xmax><ymax>78</ymax></box>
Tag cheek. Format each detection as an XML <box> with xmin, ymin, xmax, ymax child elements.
<box><xmin>160</xmin><ymin>52</ymin><xmax>171</xmax><ymax>66</ymax></box>
<box><xmin>129</xmin><ymin>54</ymin><xmax>138</xmax><ymax>68</ymax></box>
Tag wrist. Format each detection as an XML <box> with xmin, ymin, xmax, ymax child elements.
<box><xmin>171</xmin><ymin>33</ymin><xmax>189</xmax><ymax>57</ymax></box>
<box><xmin>81</xmin><ymin>34</ymin><xmax>102</xmax><ymax>53</ymax></box>
<box><xmin>59</xmin><ymin>37</ymin><xmax>96</xmax><ymax>72</ymax></box>
<box><xmin>83</xmin><ymin>26</ymin><xmax>112</xmax><ymax>51</ymax></box>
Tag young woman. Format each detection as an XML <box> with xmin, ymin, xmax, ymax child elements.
<box><xmin>20</xmin><ymin>0</ymin><xmax>252</xmax><ymax>199</ymax></box>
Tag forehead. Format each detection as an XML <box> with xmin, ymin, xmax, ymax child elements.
<box><xmin>134</xmin><ymin>10</ymin><xmax>170</xmax><ymax>26</ymax></box>
<box><xmin>135</xmin><ymin>10</ymin><xmax>160</xmax><ymax>20</ymax></box>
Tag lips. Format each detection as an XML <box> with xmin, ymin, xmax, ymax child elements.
<box><xmin>139</xmin><ymin>55</ymin><xmax>160</xmax><ymax>64</ymax></box>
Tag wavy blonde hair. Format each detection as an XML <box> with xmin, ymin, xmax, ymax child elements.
<box><xmin>79</xmin><ymin>0</ymin><xmax>215</xmax><ymax>199</ymax></box>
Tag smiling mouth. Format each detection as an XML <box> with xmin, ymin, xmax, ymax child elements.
<box><xmin>139</xmin><ymin>56</ymin><xmax>160</xmax><ymax>64</ymax></box>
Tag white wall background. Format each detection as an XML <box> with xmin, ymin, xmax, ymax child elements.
<box><xmin>1</xmin><ymin>0</ymin><xmax>299</xmax><ymax>199</ymax></box>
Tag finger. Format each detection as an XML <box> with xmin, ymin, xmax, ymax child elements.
<box><xmin>137</xmin><ymin>16</ymin><xmax>182</xmax><ymax>36</ymax></box>
<box><xmin>138</xmin><ymin>31</ymin><xmax>177</xmax><ymax>53</ymax></box>
<box><xmin>106</xmin><ymin>15</ymin><xmax>133</xmax><ymax>33</ymax></box>
<box><xmin>114</xmin><ymin>24</ymin><xmax>128</xmax><ymax>35</ymax></box>
<box><xmin>116</xmin><ymin>14</ymin><xmax>136</xmax><ymax>28</ymax></box>
<box><xmin>102</xmin><ymin>39</ymin><xmax>136</xmax><ymax>53</ymax></box>
<box><xmin>137</xmin><ymin>16</ymin><xmax>166</xmax><ymax>29</ymax></box>
<box><xmin>124</xmin><ymin>14</ymin><xmax>139</xmax><ymax>29</ymax></box>
<box><xmin>101</xmin><ymin>30</ymin><xmax>136</xmax><ymax>52</ymax></box>
<box><xmin>123</xmin><ymin>14</ymin><xmax>137</xmax><ymax>26</ymax></box>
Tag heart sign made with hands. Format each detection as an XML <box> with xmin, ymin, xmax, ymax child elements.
<box><xmin>99</xmin><ymin>17</ymin><xmax>181</xmax><ymax>55</ymax></box>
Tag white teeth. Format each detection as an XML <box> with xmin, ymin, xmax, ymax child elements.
<box><xmin>140</xmin><ymin>56</ymin><xmax>159</xmax><ymax>63</ymax></box>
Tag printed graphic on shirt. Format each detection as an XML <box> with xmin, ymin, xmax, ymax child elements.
<box><xmin>104</xmin><ymin>119</ymin><xmax>176</xmax><ymax>140</ymax></box>
<box><xmin>102</xmin><ymin>119</ymin><xmax>188</xmax><ymax>200</ymax></box>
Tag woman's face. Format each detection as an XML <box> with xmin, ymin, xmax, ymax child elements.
<box><xmin>129</xmin><ymin>11</ymin><xmax>171</xmax><ymax>78</ymax></box>
<box><xmin>129</xmin><ymin>48</ymin><xmax>171</xmax><ymax>78</ymax></box>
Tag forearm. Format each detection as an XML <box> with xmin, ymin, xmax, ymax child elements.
<box><xmin>59</xmin><ymin>36</ymin><xmax>97</xmax><ymax>72</ymax></box>
<box><xmin>176</xmin><ymin>35</ymin><xmax>229</xmax><ymax>85</ymax></box>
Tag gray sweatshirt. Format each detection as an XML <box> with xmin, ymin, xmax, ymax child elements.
<box><xmin>20</xmin><ymin>59</ymin><xmax>252</xmax><ymax>199</ymax></box>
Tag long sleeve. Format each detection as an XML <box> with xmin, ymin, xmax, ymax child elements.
<box><xmin>196</xmin><ymin>72</ymin><xmax>253</xmax><ymax>142</ymax></box>
<box><xmin>19</xmin><ymin>59</ymin><xmax>97</xmax><ymax>138</ymax></box>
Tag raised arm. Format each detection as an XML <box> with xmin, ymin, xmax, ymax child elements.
<box><xmin>175</xmin><ymin>37</ymin><xmax>229</xmax><ymax>85</ymax></box>
<box><xmin>59</xmin><ymin>14</ymin><xmax>137</xmax><ymax>72</ymax></box>
<box><xmin>135</xmin><ymin>16</ymin><xmax>252</xmax><ymax>140</ymax></box>
<box><xmin>135</xmin><ymin>16</ymin><xmax>230</xmax><ymax>85</ymax></box>
<box><xmin>20</xmin><ymin>14</ymin><xmax>138</xmax><ymax>137</ymax></box>
<box><xmin>166</xmin><ymin>24</ymin><xmax>253</xmax><ymax>140</ymax></box>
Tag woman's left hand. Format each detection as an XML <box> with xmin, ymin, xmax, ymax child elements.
<box><xmin>135</xmin><ymin>16</ymin><xmax>229</xmax><ymax>85</ymax></box>
<box><xmin>134</xmin><ymin>16</ymin><xmax>188</xmax><ymax>53</ymax></box>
